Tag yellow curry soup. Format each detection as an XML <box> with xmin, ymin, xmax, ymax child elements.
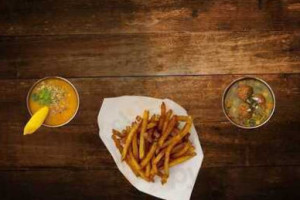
<box><xmin>28</xmin><ymin>77</ymin><xmax>79</xmax><ymax>127</ymax></box>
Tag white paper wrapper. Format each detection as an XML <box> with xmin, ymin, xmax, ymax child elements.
<box><xmin>98</xmin><ymin>96</ymin><xmax>204</xmax><ymax>200</ymax></box>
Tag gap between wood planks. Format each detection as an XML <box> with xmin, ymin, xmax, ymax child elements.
<box><xmin>1</xmin><ymin>30</ymin><xmax>298</xmax><ymax>37</ymax></box>
<box><xmin>1</xmin><ymin>164</ymin><xmax>299</xmax><ymax>172</ymax></box>
<box><xmin>1</xmin><ymin>73</ymin><xmax>299</xmax><ymax>81</ymax></box>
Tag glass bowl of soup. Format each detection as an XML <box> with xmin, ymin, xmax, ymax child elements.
<box><xmin>222</xmin><ymin>77</ymin><xmax>275</xmax><ymax>129</ymax></box>
<box><xmin>27</xmin><ymin>77</ymin><xmax>80</xmax><ymax>127</ymax></box>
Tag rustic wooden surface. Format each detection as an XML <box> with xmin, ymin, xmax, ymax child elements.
<box><xmin>0</xmin><ymin>0</ymin><xmax>300</xmax><ymax>199</ymax></box>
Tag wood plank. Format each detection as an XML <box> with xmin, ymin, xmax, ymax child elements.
<box><xmin>1</xmin><ymin>32</ymin><xmax>299</xmax><ymax>78</ymax></box>
<box><xmin>0</xmin><ymin>120</ymin><xmax>299</xmax><ymax>169</ymax></box>
<box><xmin>0</xmin><ymin>74</ymin><xmax>299</xmax><ymax>169</ymax></box>
<box><xmin>1</xmin><ymin>0</ymin><xmax>300</xmax><ymax>36</ymax></box>
<box><xmin>0</xmin><ymin>166</ymin><xmax>299</xmax><ymax>200</ymax></box>
<box><xmin>0</xmin><ymin>74</ymin><xmax>299</xmax><ymax>124</ymax></box>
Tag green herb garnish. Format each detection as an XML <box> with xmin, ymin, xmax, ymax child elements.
<box><xmin>31</xmin><ymin>88</ymin><xmax>52</xmax><ymax>105</ymax></box>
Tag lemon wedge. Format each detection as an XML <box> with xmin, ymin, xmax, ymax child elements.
<box><xmin>23</xmin><ymin>106</ymin><xmax>49</xmax><ymax>135</ymax></box>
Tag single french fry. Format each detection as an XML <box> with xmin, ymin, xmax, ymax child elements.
<box><xmin>150</xmin><ymin>163</ymin><xmax>158</xmax><ymax>176</ymax></box>
<box><xmin>183</xmin><ymin>132</ymin><xmax>191</xmax><ymax>142</ymax></box>
<box><xmin>149</xmin><ymin>114</ymin><xmax>156</xmax><ymax>123</ymax></box>
<box><xmin>157</xmin><ymin>170</ymin><xmax>164</xmax><ymax>178</ymax></box>
<box><xmin>125</xmin><ymin>157</ymin><xmax>139</xmax><ymax>176</ymax></box>
<box><xmin>138</xmin><ymin>169</ymin><xmax>149</xmax><ymax>182</ymax></box>
<box><xmin>169</xmin><ymin>153</ymin><xmax>196</xmax><ymax>168</ymax></box>
<box><xmin>161</xmin><ymin>118</ymin><xmax>192</xmax><ymax>149</ymax></box>
<box><xmin>145</xmin><ymin>129</ymin><xmax>154</xmax><ymax>143</ymax></box>
<box><xmin>139</xmin><ymin>110</ymin><xmax>149</xmax><ymax>159</ymax></box>
<box><xmin>126</xmin><ymin>126</ymin><xmax>131</xmax><ymax>133</ymax></box>
<box><xmin>125</xmin><ymin>146</ymin><xmax>139</xmax><ymax>176</ymax></box>
<box><xmin>136</xmin><ymin>115</ymin><xmax>142</xmax><ymax>121</ymax></box>
<box><xmin>154</xmin><ymin>114</ymin><xmax>160</xmax><ymax>122</ymax></box>
<box><xmin>112</xmin><ymin>135</ymin><xmax>123</xmax><ymax>153</ymax></box>
<box><xmin>162</xmin><ymin>110</ymin><xmax>173</xmax><ymax>133</ymax></box>
<box><xmin>172</xmin><ymin>142</ymin><xmax>190</xmax><ymax>158</ymax></box>
<box><xmin>153</xmin><ymin>148</ymin><xmax>166</xmax><ymax>164</ymax></box>
<box><xmin>176</xmin><ymin>121</ymin><xmax>192</xmax><ymax>141</ymax></box>
<box><xmin>158</xmin><ymin>115</ymin><xmax>177</xmax><ymax>147</ymax></box>
<box><xmin>186</xmin><ymin>145</ymin><xmax>196</xmax><ymax>155</ymax></box>
<box><xmin>143</xmin><ymin>131</ymin><xmax>149</xmax><ymax>144</ymax></box>
<box><xmin>146</xmin><ymin>122</ymin><xmax>157</xmax><ymax>130</ymax></box>
<box><xmin>161</xmin><ymin>174</ymin><xmax>168</xmax><ymax>185</ymax></box>
<box><xmin>120</xmin><ymin>137</ymin><xmax>126</xmax><ymax>146</ymax></box>
<box><xmin>140</xmin><ymin>142</ymin><xmax>158</xmax><ymax>168</ymax></box>
<box><xmin>161</xmin><ymin>139</ymin><xmax>172</xmax><ymax>149</ymax></box>
<box><xmin>122</xmin><ymin>121</ymin><xmax>141</xmax><ymax>160</ymax></box>
<box><xmin>129</xmin><ymin>149</ymin><xmax>141</xmax><ymax>170</ymax></box>
<box><xmin>146</xmin><ymin>163</ymin><xmax>151</xmax><ymax>177</ymax></box>
<box><xmin>158</xmin><ymin>102</ymin><xmax>166</xmax><ymax>131</ymax></box>
<box><xmin>121</xmin><ymin>129</ymin><xmax>127</xmax><ymax>137</ymax></box>
<box><xmin>138</xmin><ymin>122</ymin><xmax>156</xmax><ymax>132</ymax></box>
<box><xmin>170</xmin><ymin>127</ymin><xmax>180</xmax><ymax>136</ymax></box>
<box><xmin>157</xmin><ymin>158</ymin><xmax>164</xmax><ymax>169</ymax></box>
<box><xmin>112</xmin><ymin>129</ymin><xmax>123</xmax><ymax>138</ymax></box>
<box><xmin>170</xmin><ymin>142</ymin><xmax>185</xmax><ymax>154</ymax></box>
<box><xmin>163</xmin><ymin>142</ymin><xmax>175</xmax><ymax>177</ymax></box>
<box><xmin>150</xmin><ymin>157</ymin><xmax>157</xmax><ymax>175</ymax></box>
<box><xmin>132</xmin><ymin>131</ymin><xmax>139</xmax><ymax>160</ymax></box>
<box><xmin>177</xmin><ymin>115</ymin><xmax>191</xmax><ymax>122</ymax></box>
<box><xmin>128</xmin><ymin>150</ymin><xmax>150</xmax><ymax>181</ymax></box>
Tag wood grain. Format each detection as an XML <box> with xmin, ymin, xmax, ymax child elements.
<box><xmin>0</xmin><ymin>121</ymin><xmax>299</xmax><ymax>170</ymax></box>
<box><xmin>0</xmin><ymin>166</ymin><xmax>299</xmax><ymax>200</ymax></box>
<box><xmin>1</xmin><ymin>0</ymin><xmax>300</xmax><ymax>36</ymax></box>
<box><xmin>0</xmin><ymin>74</ymin><xmax>299</xmax><ymax>124</ymax></box>
<box><xmin>0</xmin><ymin>74</ymin><xmax>299</xmax><ymax>169</ymax></box>
<box><xmin>1</xmin><ymin>0</ymin><xmax>300</xmax><ymax>198</ymax></box>
<box><xmin>0</xmin><ymin>31</ymin><xmax>299</xmax><ymax>79</ymax></box>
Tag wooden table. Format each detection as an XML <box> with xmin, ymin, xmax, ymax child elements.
<box><xmin>1</xmin><ymin>0</ymin><xmax>300</xmax><ymax>199</ymax></box>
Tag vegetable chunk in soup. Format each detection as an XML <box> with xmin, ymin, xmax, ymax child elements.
<box><xmin>224</xmin><ymin>78</ymin><xmax>275</xmax><ymax>128</ymax></box>
<box><xmin>28</xmin><ymin>78</ymin><xmax>79</xmax><ymax>127</ymax></box>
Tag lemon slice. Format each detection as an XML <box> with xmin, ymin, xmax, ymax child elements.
<box><xmin>23</xmin><ymin>106</ymin><xmax>49</xmax><ymax>135</ymax></box>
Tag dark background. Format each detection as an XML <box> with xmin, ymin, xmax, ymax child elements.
<box><xmin>0</xmin><ymin>0</ymin><xmax>300</xmax><ymax>199</ymax></box>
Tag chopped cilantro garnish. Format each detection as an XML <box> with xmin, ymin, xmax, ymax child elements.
<box><xmin>31</xmin><ymin>88</ymin><xmax>52</xmax><ymax>105</ymax></box>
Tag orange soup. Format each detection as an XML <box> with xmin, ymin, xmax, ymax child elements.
<box><xmin>28</xmin><ymin>77</ymin><xmax>79</xmax><ymax>126</ymax></box>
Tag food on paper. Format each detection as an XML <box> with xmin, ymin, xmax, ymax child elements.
<box><xmin>28</xmin><ymin>77</ymin><xmax>79</xmax><ymax>127</ymax></box>
<box><xmin>112</xmin><ymin>102</ymin><xmax>196</xmax><ymax>184</ymax></box>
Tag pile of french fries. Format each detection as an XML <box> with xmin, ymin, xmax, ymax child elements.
<box><xmin>112</xmin><ymin>102</ymin><xmax>196</xmax><ymax>184</ymax></box>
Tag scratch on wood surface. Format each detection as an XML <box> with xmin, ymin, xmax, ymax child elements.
<box><xmin>125</xmin><ymin>8</ymin><xmax>189</xmax><ymax>27</ymax></box>
<box><xmin>287</xmin><ymin>3</ymin><xmax>300</xmax><ymax>10</ymax></box>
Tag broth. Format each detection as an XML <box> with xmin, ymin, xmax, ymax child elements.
<box><xmin>28</xmin><ymin>78</ymin><xmax>79</xmax><ymax>126</ymax></box>
<box><xmin>224</xmin><ymin>78</ymin><xmax>274</xmax><ymax>128</ymax></box>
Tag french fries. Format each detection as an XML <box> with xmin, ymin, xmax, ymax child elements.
<box><xmin>172</xmin><ymin>142</ymin><xmax>191</xmax><ymax>158</ymax></box>
<box><xmin>122</xmin><ymin>121</ymin><xmax>141</xmax><ymax>160</ymax></box>
<box><xmin>162</xmin><ymin>110</ymin><xmax>173</xmax><ymax>133</ymax></box>
<box><xmin>158</xmin><ymin>115</ymin><xmax>177</xmax><ymax>147</ymax></box>
<box><xmin>112</xmin><ymin>102</ymin><xmax>196</xmax><ymax>184</ymax></box>
<box><xmin>140</xmin><ymin>142</ymin><xmax>158</xmax><ymax>168</ymax></box>
<box><xmin>158</xmin><ymin>102</ymin><xmax>166</xmax><ymax>131</ymax></box>
<box><xmin>169</xmin><ymin>153</ymin><xmax>196</xmax><ymax>168</ymax></box>
<box><xmin>139</xmin><ymin>110</ymin><xmax>149</xmax><ymax>159</ymax></box>
<box><xmin>112</xmin><ymin>134</ymin><xmax>123</xmax><ymax>153</ymax></box>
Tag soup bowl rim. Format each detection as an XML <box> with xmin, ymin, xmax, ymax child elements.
<box><xmin>222</xmin><ymin>76</ymin><xmax>276</xmax><ymax>129</ymax></box>
<box><xmin>26</xmin><ymin>76</ymin><xmax>80</xmax><ymax>128</ymax></box>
